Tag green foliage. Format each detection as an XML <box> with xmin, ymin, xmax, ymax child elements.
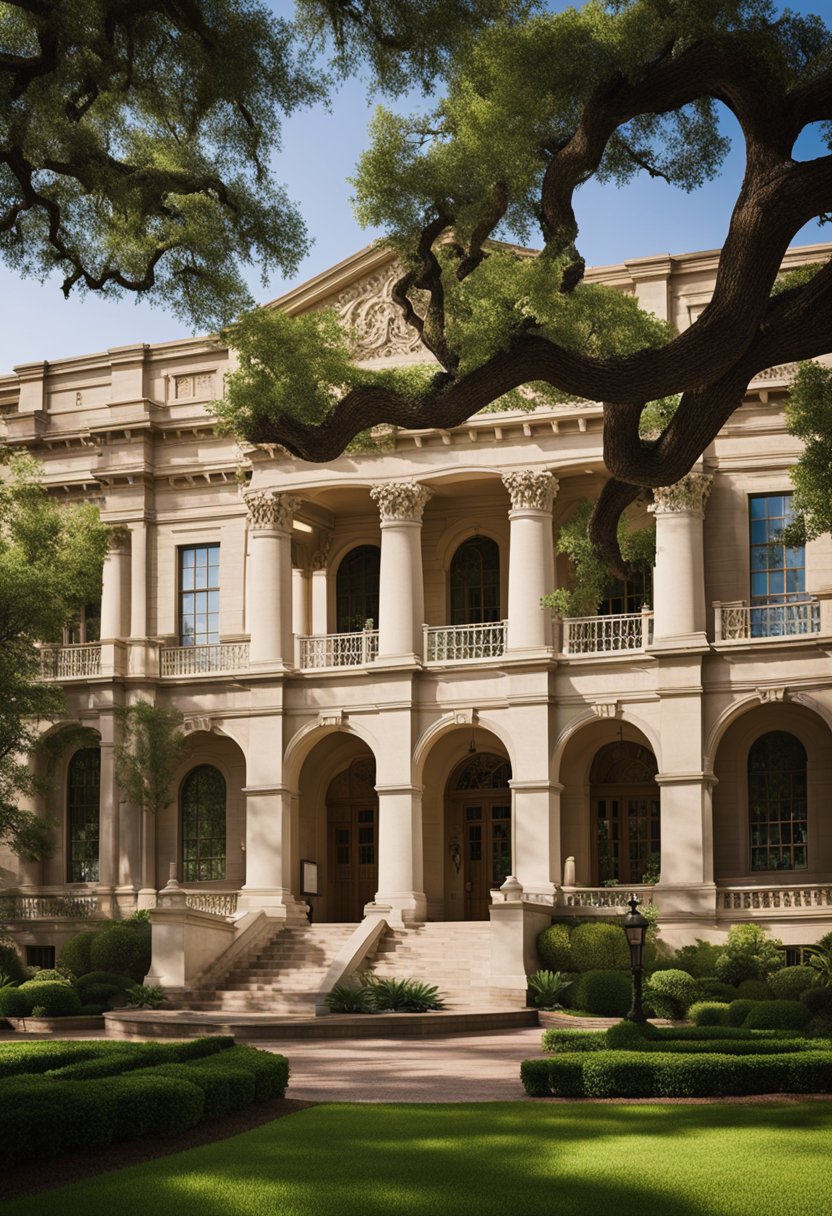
<box><xmin>27</xmin><ymin>968</ymin><xmax>70</xmax><ymax>985</ymax></box>
<box><xmin>89</xmin><ymin>923</ymin><xmax>152</xmax><ymax>982</ymax></box>
<box><xmin>542</xmin><ymin>500</ymin><xmax>655</xmax><ymax>618</ymax></box>
<box><xmin>526</xmin><ymin>970</ymin><xmax>572</xmax><ymax>1010</ymax></box>
<box><xmin>727</xmin><ymin>999</ymin><xmax>757</xmax><ymax>1027</ymax></box>
<box><xmin>536</xmin><ymin>923</ymin><xmax>573</xmax><ymax>972</ymax></box>
<box><xmin>785</xmin><ymin>361</ymin><xmax>832</xmax><ymax>542</ymax></box>
<box><xmin>714</xmin><ymin>924</ymin><xmax>784</xmax><ymax>985</ymax></box>
<box><xmin>769</xmin><ymin>965</ymin><xmax>818</xmax><ymax>1001</ymax></box>
<box><xmin>736</xmin><ymin>979</ymin><xmax>773</xmax><ymax>1001</ymax></box>
<box><xmin>325</xmin><ymin>982</ymin><xmax>376</xmax><ymax>1014</ymax></box>
<box><xmin>113</xmin><ymin>700</ymin><xmax>188</xmax><ymax>817</ymax></box>
<box><xmin>806</xmin><ymin>935</ymin><xmax>832</xmax><ymax>986</ymax></box>
<box><xmin>540</xmin><ymin>1028</ymin><xmax>607</xmax><ymax>1053</ymax></box>
<box><xmin>123</xmin><ymin>985</ymin><xmax>167</xmax><ymax>1010</ymax></box>
<box><xmin>58</xmin><ymin>931</ymin><xmax>97</xmax><ymax>978</ymax></box>
<box><xmin>0</xmin><ymin>980</ymin><xmax>82</xmax><ymax>1017</ymax></box>
<box><xmin>697</xmin><ymin>979</ymin><xmax>738</xmax><ymax>1003</ymax></box>
<box><xmin>569</xmin><ymin>923</ymin><xmax>630</xmax><ymax>973</ymax></box>
<box><xmin>689</xmin><ymin>1001</ymin><xmax>730</xmax><ymax>1027</ymax></box>
<box><xmin>803</xmin><ymin>987</ymin><xmax>832</xmax><ymax>1017</ymax></box>
<box><xmin>744</xmin><ymin>1001</ymin><xmax>813</xmax><ymax>1031</ymax></box>
<box><xmin>671</xmin><ymin>940</ymin><xmax>725</xmax><ymax>979</ymax></box>
<box><xmin>644</xmin><ymin>969</ymin><xmax>700</xmax><ymax>1019</ymax></box>
<box><xmin>365</xmin><ymin>976</ymin><xmax>446</xmax><ymax>1012</ymax></box>
<box><xmin>75</xmin><ymin>971</ymin><xmax>139</xmax><ymax>1007</ymax></box>
<box><xmin>0</xmin><ymin>455</ymin><xmax>108</xmax><ymax>858</ymax></box>
<box><xmin>571</xmin><ymin>969</ymin><xmax>632</xmax><ymax>1017</ymax></box>
<box><xmin>0</xmin><ymin>944</ymin><xmax>26</xmax><ymax>986</ymax></box>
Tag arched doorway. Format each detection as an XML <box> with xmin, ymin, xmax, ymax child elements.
<box><xmin>590</xmin><ymin>741</ymin><xmax>660</xmax><ymax>885</ymax></box>
<box><xmin>326</xmin><ymin>756</ymin><xmax>378</xmax><ymax>921</ymax></box>
<box><xmin>447</xmin><ymin>752</ymin><xmax>512</xmax><ymax>920</ymax></box>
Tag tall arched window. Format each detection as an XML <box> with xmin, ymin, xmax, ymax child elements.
<box><xmin>336</xmin><ymin>545</ymin><xmax>380</xmax><ymax>632</ymax></box>
<box><xmin>68</xmin><ymin>748</ymin><xmax>100</xmax><ymax>883</ymax></box>
<box><xmin>181</xmin><ymin>766</ymin><xmax>227</xmax><ymax>882</ymax></box>
<box><xmin>749</xmin><ymin>732</ymin><xmax>808</xmax><ymax>871</ymax></box>
<box><xmin>450</xmin><ymin>536</ymin><xmax>500</xmax><ymax>625</ymax></box>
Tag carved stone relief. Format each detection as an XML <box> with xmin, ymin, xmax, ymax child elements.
<box><xmin>370</xmin><ymin>480</ymin><xmax>432</xmax><ymax>523</ymax></box>
<box><xmin>651</xmin><ymin>471</ymin><xmax>713</xmax><ymax>515</ymax></box>
<box><xmin>334</xmin><ymin>263</ymin><xmax>425</xmax><ymax>361</ymax></box>
<box><xmin>502</xmin><ymin>469</ymin><xmax>558</xmax><ymax>512</ymax></box>
<box><xmin>244</xmin><ymin>490</ymin><xmax>301</xmax><ymax>532</ymax></box>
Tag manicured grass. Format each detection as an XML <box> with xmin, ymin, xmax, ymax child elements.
<box><xmin>4</xmin><ymin>1101</ymin><xmax>832</xmax><ymax>1216</ymax></box>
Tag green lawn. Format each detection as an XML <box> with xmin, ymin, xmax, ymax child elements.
<box><xmin>5</xmin><ymin>1101</ymin><xmax>831</xmax><ymax>1216</ymax></box>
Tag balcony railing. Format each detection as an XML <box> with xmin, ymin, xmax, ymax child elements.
<box><xmin>298</xmin><ymin>630</ymin><xmax>379</xmax><ymax>670</ymax></box>
<box><xmin>424</xmin><ymin>621</ymin><xmax>507</xmax><ymax>663</ymax></box>
<box><xmin>0</xmin><ymin>894</ymin><xmax>99</xmax><ymax>919</ymax></box>
<box><xmin>39</xmin><ymin>644</ymin><xmax>102</xmax><ymax>680</ymax></box>
<box><xmin>717</xmin><ymin>883</ymin><xmax>832</xmax><ymax>914</ymax></box>
<box><xmin>160</xmin><ymin>642</ymin><xmax>250</xmax><ymax>677</ymax></box>
<box><xmin>561</xmin><ymin>609</ymin><xmax>652</xmax><ymax>656</ymax></box>
<box><xmin>184</xmin><ymin>891</ymin><xmax>239</xmax><ymax>916</ymax></box>
<box><xmin>559</xmin><ymin>886</ymin><xmax>652</xmax><ymax>911</ymax></box>
<box><xmin>714</xmin><ymin>598</ymin><xmax>820</xmax><ymax>642</ymax></box>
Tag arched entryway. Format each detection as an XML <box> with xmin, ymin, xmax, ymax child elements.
<box><xmin>447</xmin><ymin>752</ymin><xmax>512</xmax><ymax>920</ymax></box>
<box><xmin>326</xmin><ymin>756</ymin><xmax>378</xmax><ymax>921</ymax></box>
<box><xmin>589</xmin><ymin>741</ymin><xmax>660</xmax><ymax>885</ymax></box>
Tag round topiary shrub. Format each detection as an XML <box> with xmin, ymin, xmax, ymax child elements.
<box><xmin>644</xmin><ymin>969</ymin><xmax>700</xmax><ymax>1019</ymax></box>
<box><xmin>58</xmin><ymin>930</ymin><xmax>97</xmax><ymax>978</ymax></box>
<box><xmin>28</xmin><ymin>969</ymin><xmax>71</xmax><ymax>985</ymax></box>
<box><xmin>537</xmin><ymin>924</ymin><xmax>573</xmax><ymax>972</ymax></box>
<box><xmin>768</xmin><ymin>965</ymin><xmax>817</xmax><ymax>1001</ymax></box>
<box><xmin>89</xmin><ymin>924</ymin><xmax>151</xmax><ymax>981</ymax></box>
<box><xmin>735</xmin><ymin>979</ymin><xmax>772</xmax><ymax>1002</ymax></box>
<box><xmin>570</xmin><ymin>923</ymin><xmax>630</xmax><ymax>973</ymax></box>
<box><xmin>688</xmin><ymin>1001</ymin><xmax>730</xmax><ymax>1026</ymax></box>
<box><xmin>13</xmin><ymin>981</ymin><xmax>83</xmax><ymax>1017</ymax></box>
<box><xmin>727</xmin><ymin>998</ymin><xmax>756</xmax><ymax>1027</ymax></box>
<box><xmin>743</xmin><ymin>1000</ymin><xmax>813</xmax><ymax>1031</ymax></box>
<box><xmin>572</xmin><ymin>969</ymin><xmax>632</xmax><ymax>1017</ymax></box>
<box><xmin>802</xmin><ymin>987</ymin><xmax>832</xmax><ymax>1017</ymax></box>
<box><xmin>697</xmin><ymin>979</ymin><xmax>738</xmax><ymax>1003</ymax></box>
<box><xmin>0</xmin><ymin>944</ymin><xmax>26</xmax><ymax>985</ymax></box>
<box><xmin>75</xmin><ymin>970</ymin><xmax>138</xmax><ymax>1002</ymax></box>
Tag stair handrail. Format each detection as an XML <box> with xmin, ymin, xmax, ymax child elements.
<box><xmin>314</xmin><ymin>917</ymin><xmax>390</xmax><ymax>1016</ymax></box>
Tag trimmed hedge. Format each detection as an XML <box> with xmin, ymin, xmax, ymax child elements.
<box><xmin>541</xmin><ymin>1029</ymin><xmax>607</xmax><ymax>1053</ymax></box>
<box><xmin>0</xmin><ymin>980</ymin><xmax>82</xmax><ymax>1017</ymax></box>
<box><xmin>89</xmin><ymin>923</ymin><xmax>151</xmax><ymax>981</ymax></box>
<box><xmin>803</xmin><ymin>987</ymin><xmax>832</xmax><ymax>1017</ymax></box>
<box><xmin>744</xmin><ymin>1000</ymin><xmax>813</xmax><ymax>1031</ymax></box>
<box><xmin>0</xmin><ymin>1041</ymin><xmax>107</xmax><ymax>1078</ymax></box>
<box><xmin>75</xmin><ymin>970</ymin><xmax>138</xmax><ymax>1006</ymax></box>
<box><xmin>58</xmin><ymin>931</ymin><xmax>98</xmax><ymax>978</ymax></box>
<box><xmin>0</xmin><ymin>1037</ymin><xmax>286</xmax><ymax>1167</ymax></box>
<box><xmin>645</xmin><ymin>969</ymin><xmax>699</xmax><ymax>1018</ymax></box>
<box><xmin>727</xmin><ymin>998</ymin><xmax>757</xmax><ymax>1027</ymax></box>
<box><xmin>537</xmin><ymin>924</ymin><xmax>573</xmax><ymax>972</ymax></box>
<box><xmin>736</xmin><ymin>979</ymin><xmax>772</xmax><ymax>1001</ymax></box>
<box><xmin>570</xmin><ymin>923</ymin><xmax>630</xmax><ymax>972</ymax></box>
<box><xmin>571</xmin><ymin>969</ymin><xmax>632</xmax><ymax>1016</ymax></box>
<box><xmin>768</xmin><ymin>966</ymin><xmax>817</xmax><ymax>1001</ymax></box>
<box><xmin>697</xmin><ymin>979</ymin><xmax>738</xmax><ymax>1003</ymax></box>
<box><xmin>688</xmin><ymin>1001</ymin><xmax>730</xmax><ymax>1026</ymax></box>
<box><xmin>521</xmin><ymin>1049</ymin><xmax>832</xmax><ymax>1098</ymax></box>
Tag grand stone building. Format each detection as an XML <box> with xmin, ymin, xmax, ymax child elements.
<box><xmin>2</xmin><ymin>240</ymin><xmax>832</xmax><ymax>1006</ymax></box>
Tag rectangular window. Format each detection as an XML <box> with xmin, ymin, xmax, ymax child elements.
<box><xmin>749</xmin><ymin>494</ymin><xmax>808</xmax><ymax>638</ymax></box>
<box><xmin>179</xmin><ymin>544</ymin><xmax>220</xmax><ymax>646</ymax></box>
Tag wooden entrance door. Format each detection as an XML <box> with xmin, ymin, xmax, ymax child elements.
<box><xmin>590</xmin><ymin>742</ymin><xmax>660</xmax><ymax>885</ymax></box>
<box><xmin>326</xmin><ymin>758</ymin><xmax>378</xmax><ymax>922</ymax></box>
<box><xmin>450</xmin><ymin>753</ymin><xmax>512</xmax><ymax>920</ymax></box>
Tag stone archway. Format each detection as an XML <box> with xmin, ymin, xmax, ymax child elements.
<box><xmin>446</xmin><ymin>751</ymin><xmax>513</xmax><ymax>921</ymax></box>
<box><xmin>325</xmin><ymin>755</ymin><xmax>378</xmax><ymax>922</ymax></box>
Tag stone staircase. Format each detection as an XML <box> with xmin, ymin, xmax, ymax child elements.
<box><xmin>186</xmin><ymin>922</ymin><xmax>359</xmax><ymax>1016</ymax></box>
<box><xmin>360</xmin><ymin>922</ymin><xmax>527</xmax><ymax>1011</ymax></box>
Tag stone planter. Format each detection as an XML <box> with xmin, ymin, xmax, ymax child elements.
<box><xmin>4</xmin><ymin>1014</ymin><xmax>105</xmax><ymax>1033</ymax></box>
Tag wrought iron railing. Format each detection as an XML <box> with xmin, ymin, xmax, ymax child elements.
<box><xmin>714</xmin><ymin>598</ymin><xmax>820</xmax><ymax>642</ymax></box>
<box><xmin>561</xmin><ymin>610</ymin><xmax>652</xmax><ymax>656</ymax></box>
<box><xmin>160</xmin><ymin>642</ymin><xmax>250</xmax><ymax>677</ymax></box>
<box><xmin>717</xmin><ymin>884</ymin><xmax>832</xmax><ymax>913</ymax></box>
<box><xmin>298</xmin><ymin>630</ymin><xmax>379</xmax><ymax>669</ymax></box>
<box><xmin>424</xmin><ymin>621</ymin><xmax>507</xmax><ymax>663</ymax></box>
<box><xmin>39</xmin><ymin>644</ymin><xmax>102</xmax><ymax>680</ymax></box>
<box><xmin>184</xmin><ymin>891</ymin><xmax>239</xmax><ymax>916</ymax></box>
<box><xmin>0</xmin><ymin>894</ymin><xmax>99</xmax><ymax>919</ymax></box>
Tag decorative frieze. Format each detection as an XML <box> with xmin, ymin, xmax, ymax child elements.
<box><xmin>335</xmin><ymin>264</ymin><xmax>425</xmax><ymax>360</ymax></box>
<box><xmin>244</xmin><ymin>489</ymin><xmax>300</xmax><ymax>532</ymax></box>
<box><xmin>651</xmin><ymin>471</ymin><xmax>712</xmax><ymax>516</ymax></box>
<box><xmin>501</xmin><ymin>469</ymin><xmax>558</xmax><ymax>512</ymax></box>
<box><xmin>370</xmin><ymin>480</ymin><xmax>432</xmax><ymax>523</ymax></box>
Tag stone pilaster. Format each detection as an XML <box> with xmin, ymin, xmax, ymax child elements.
<box><xmin>502</xmin><ymin>470</ymin><xmax>558</xmax><ymax>653</ymax></box>
<box><xmin>370</xmin><ymin>481</ymin><xmax>431</xmax><ymax>663</ymax></box>
<box><xmin>310</xmin><ymin>535</ymin><xmax>331</xmax><ymax>635</ymax></box>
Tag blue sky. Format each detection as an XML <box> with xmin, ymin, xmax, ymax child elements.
<box><xmin>0</xmin><ymin>0</ymin><xmax>828</xmax><ymax>373</ymax></box>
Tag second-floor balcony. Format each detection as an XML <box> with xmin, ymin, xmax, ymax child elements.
<box><xmin>160</xmin><ymin>642</ymin><xmax>250</xmax><ymax>677</ymax></box>
<box><xmin>39</xmin><ymin>643</ymin><xmax>102</xmax><ymax>680</ymax></box>
<box><xmin>560</xmin><ymin>609</ymin><xmax>653</xmax><ymax>657</ymax></box>
<box><xmin>714</xmin><ymin>598</ymin><xmax>820</xmax><ymax>643</ymax></box>
<box><xmin>424</xmin><ymin>621</ymin><xmax>507</xmax><ymax>664</ymax></box>
<box><xmin>298</xmin><ymin>629</ymin><xmax>379</xmax><ymax>670</ymax></box>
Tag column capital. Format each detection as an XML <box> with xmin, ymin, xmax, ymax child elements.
<box><xmin>502</xmin><ymin>469</ymin><xmax>558</xmax><ymax>512</ymax></box>
<box><xmin>244</xmin><ymin>489</ymin><xmax>300</xmax><ymax>532</ymax></box>
<box><xmin>106</xmin><ymin>524</ymin><xmax>131</xmax><ymax>551</ymax></box>
<box><xmin>370</xmin><ymin>480</ymin><xmax>431</xmax><ymax>523</ymax></box>
<box><xmin>650</xmin><ymin>471</ymin><xmax>713</xmax><ymax>517</ymax></box>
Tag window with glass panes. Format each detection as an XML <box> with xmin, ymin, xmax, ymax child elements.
<box><xmin>450</xmin><ymin>536</ymin><xmax>500</xmax><ymax>625</ymax></box>
<box><xmin>749</xmin><ymin>494</ymin><xmax>804</xmax><ymax>604</ymax></box>
<box><xmin>748</xmin><ymin>732</ymin><xmax>808</xmax><ymax>871</ymax></box>
<box><xmin>336</xmin><ymin>545</ymin><xmax>380</xmax><ymax>632</ymax></box>
<box><xmin>181</xmin><ymin>765</ymin><xmax>227</xmax><ymax>881</ymax></box>
<box><xmin>67</xmin><ymin>748</ymin><xmax>100</xmax><ymax>883</ymax></box>
<box><xmin>600</xmin><ymin>568</ymin><xmax>652</xmax><ymax>616</ymax></box>
<box><xmin>179</xmin><ymin>545</ymin><xmax>219</xmax><ymax>646</ymax></box>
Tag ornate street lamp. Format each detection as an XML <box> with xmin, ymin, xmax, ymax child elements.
<box><xmin>622</xmin><ymin>896</ymin><xmax>650</xmax><ymax>1022</ymax></box>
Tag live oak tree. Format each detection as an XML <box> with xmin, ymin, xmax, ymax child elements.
<box><xmin>0</xmin><ymin>454</ymin><xmax>109</xmax><ymax>857</ymax></box>
<box><xmin>0</xmin><ymin>0</ymin><xmax>523</xmax><ymax>329</ymax></box>
<box><xmin>216</xmin><ymin>0</ymin><xmax>832</xmax><ymax>574</ymax></box>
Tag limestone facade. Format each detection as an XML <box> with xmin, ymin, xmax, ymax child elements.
<box><xmin>3</xmin><ymin>240</ymin><xmax>832</xmax><ymax>975</ymax></box>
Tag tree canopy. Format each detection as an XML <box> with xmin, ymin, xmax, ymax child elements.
<box><xmin>0</xmin><ymin>0</ymin><xmax>525</xmax><ymax>330</ymax></box>
<box><xmin>0</xmin><ymin>454</ymin><xmax>108</xmax><ymax>858</ymax></box>
<box><xmin>215</xmin><ymin>0</ymin><xmax>832</xmax><ymax>572</ymax></box>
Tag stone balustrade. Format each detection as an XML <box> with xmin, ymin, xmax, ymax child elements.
<box><xmin>0</xmin><ymin>894</ymin><xmax>100</xmax><ymax>919</ymax></box>
<box><xmin>39</xmin><ymin>644</ymin><xmax>102</xmax><ymax>680</ymax></box>
<box><xmin>561</xmin><ymin>610</ymin><xmax>652</xmax><ymax>656</ymax></box>
<box><xmin>298</xmin><ymin>630</ymin><xmax>379</xmax><ymax>670</ymax></box>
<box><xmin>717</xmin><ymin>884</ymin><xmax>832</xmax><ymax>914</ymax></box>
<box><xmin>424</xmin><ymin>621</ymin><xmax>507</xmax><ymax>663</ymax></box>
<box><xmin>160</xmin><ymin>642</ymin><xmax>250</xmax><ymax>677</ymax></box>
<box><xmin>714</xmin><ymin>599</ymin><xmax>820</xmax><ymax>642</ymax></box>
<box><xmin>183</xmin><ymin>891</ymin><xmax>239</xmax><ymax>917</ymax></box>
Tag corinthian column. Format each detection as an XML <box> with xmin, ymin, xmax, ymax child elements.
<box><xmin>650</xmin><ymin>471</ymin><xmax>712</xmax><ymax>644</ymax></box>
<box><xmin>502</xmin><ymin>470</ymin><xmax>558</xmax><ymax>653</ymax></box>
<box><xmin>370</xmin><ymin>481</ymin><xmax>431</xmax><ymax>663</ymax></box>
<box><xmin>244</xmin><ymin>490</ymin><xmax>300</xmax><ymax>668</ymax></box>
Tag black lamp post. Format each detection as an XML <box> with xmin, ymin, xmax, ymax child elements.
<box><xmin>622</xmin><ymin>896</ymin><xmax>649</xmax><ymax>1022</ymax></box>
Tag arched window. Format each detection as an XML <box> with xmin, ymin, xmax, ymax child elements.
<box><xmin>590</xmin><ymin>741</ymin><xmax>660</xmax><ymax>885</ymax></box>
<box><xmin>450</xmin><ymin>537</ymin><xmax>500</xmax><ymax>625</ymax></box>
<box><xmin>68</xmin><ymin>748</ymin><xmax>100</xmax><ymax>883</ymax></box>
<box><xmin>749</xmin><ymin>732</ymin><xmax>808</xmax><ymax>871</ymax></box>
<box><xmin>336</xmin><ymin>545</ymin><xmax>380</xmax><ymax>632</ymax></box>
<box><xmin>181</xmin><ymin>766</ymin><xmax>227</xmax><ymax>882</ymax></box>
